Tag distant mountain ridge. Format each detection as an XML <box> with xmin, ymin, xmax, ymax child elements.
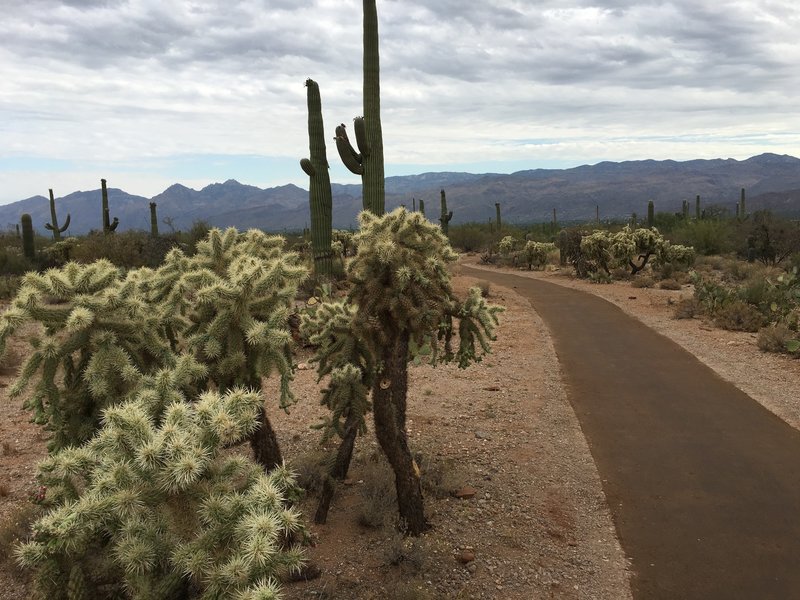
<box><xmin>2</xmin><ymin>154</ymin><xmax>799</xmax><ymax>234</ymax></box>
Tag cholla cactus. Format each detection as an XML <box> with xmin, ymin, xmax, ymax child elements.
<box><xmin>0</xmin><ymin>260</ymin><xmax>174</xmax><ymax>450</ymax></box>
<box><xmin>580</xmin><ymin>226</ymin><xmax>695</xmax><ymax>277</ymax></box>
<box><xmin>497</xmin><ymin>235</ymin><xmax>516</xmax><ymax>256</ymax></box>
<box><xmin>17</xmin><ymin>387</ymin><xmax>305</xmax><ymax>599</ymax></box>
<box><xmin>522</xmin><ymin>241</ymin><xmax>556</xmax><ymax>270</ymax></box>
<box><xmin>153</xmin><ymin>228</ymin><xmax>308</xmax><ymax>470</ymax></box>
<box><xmin>342</xmin><ymin>208</ymin><xmax>502</xmax><ymax>534</ymax></box>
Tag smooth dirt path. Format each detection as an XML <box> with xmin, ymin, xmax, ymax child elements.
<box><xmin>463</xmin><ymin>266</ymin><xmax>800</xmax><ymax>600</ymax></box>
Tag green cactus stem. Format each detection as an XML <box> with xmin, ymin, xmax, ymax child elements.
<box><xmin>301</xmin><ymin>79</ymin><xmax>334</xmax><ymax>278</ymax></box>
<box><xmin>21</xmin><ymin>214</ymin><xmax>35</xmax><ymax>260</ymax></box>
<box><xmin>419</xmin><ymin>198</ymin><xmax>425</xmax><ymax>217</ymax></box>
<box><xmin>334</xmin><ymin>0</ymin><xmax>385</xmax><ymax>216</ymax></box>
<box><xmin>647</xmin><ymin>200</ymin><xmax>654</xmax><ymax>228</ymax></box>
<box><xmin>101</xmin><ymin>179</ymin><xmax>119</xmax><ymax>234</ymax></box>
<box><xmin>44</xmin><ymin>189</ymin><xmax>70</xmax><ymax>241</ymax></box>
<box><xmin>149</xmin><ymin>202</ymin><xmax>159</xmax><ymax>237</ymax></box>
<box><xmin>735</xmin><ymin>202</ymin><xmax>740</xmax><ymax>220</ymax></box>
<box><xmin>558</xmin><ymin>229</ymin><xmax>568</xmax><ymax>267</ymax></box>
<box><xmin>695</xmin><ymin>195</ymin><xmax>701</xmax><ymax>220</ymax></box>
<box><xmin>412</xmin><ymin>197</ymin><xmax>416</xmax><ymax>212</ymax></box>
<box><xmin>740</xmin><ymin>188</ymin><xmax>746</xmax><ymax>218</ymax></box>
<box><xmin>439</xmin><ymin>189</ymin><xmax>452</xmax><ymax>234</ymax></box>
<box><xmin>596</xmin><ymin>204</ymin><xmax>600</xmax><ymax>224</ymax></box>
<box><xmin>495</xmin><ymin>202</ymin><xmax>502</xmax><ymax>233</ymax></box>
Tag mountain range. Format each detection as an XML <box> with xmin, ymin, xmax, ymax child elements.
<box><xmin>3</xmin><ymin>153</ymin><xmax>800</xmax><ymax>235</ymax></box>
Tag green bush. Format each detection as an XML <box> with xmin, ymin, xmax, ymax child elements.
<box><xmin>447</xmin><ymin>223</ymin><xmax>494</xmax><ymax>252</ymax></box>
<box><xmin>671</xmin><ymin>220</ymin><xmax>734</xmax><ymax>256</ymax></box>
<box><xmin>70</xmin><ymin>231</ymin><xmax>180</xmax><ymax>269</ymax></box>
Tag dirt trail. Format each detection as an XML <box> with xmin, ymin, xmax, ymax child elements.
<box><xmin>463</xmin><ymin>265</ymin><xmax>800</xmax><ymax>600</ymax></box>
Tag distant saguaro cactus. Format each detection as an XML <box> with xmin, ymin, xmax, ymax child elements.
<box><xmin>44</xmin><ymin>189</ymin><xmax>70</xmax><ymax>241</ymax></box>
<box><xmin>439</xmin><ymin>189</ymin><xmax>453</xmax><ymax>234</ymax></box>
<box><xmin>149</xmin><ymin>202</ymin><xmax>159</xmax><ymax>237</ymax></box>
<box><xmin>419</xmin><ymin>198</ymin><xmax>425</xmax><ymax>217</ymax></box>
<box><xmin>101</xmin><ymin>179</ymin><xmax>119</xmax><ymax>234</ymax></box>
<box><xmin>695</xmin><ymin>195</ymin><xmax>701</xmax><ymax>220</ymax></box>
<box><xmin>647</xmin><ymin>200</ymin><xmax>655</xmax><ymax>228</ymax></box>
<box><xmin>301</xmin><ymin>78</ymin><xmax>334</xmax><ymax>277</ymax></box>
<box><xmin>21</xmin><ymin>214</ymin><xmax>35</xmax><ymax>260</ymax></box>
<box><xmin>495</xmin><ymin>202</ymin><xmax>502</xmax><ymax>233</ymax></box>
<box><xmin>334</xmin><ymin>0</ymin><xmax>385</xmax><ymax>216</ymax></box>
<box><xmin>740</xmin><ymin>188</ymin><xmax>747</xmax><ymax>219</ymax></box>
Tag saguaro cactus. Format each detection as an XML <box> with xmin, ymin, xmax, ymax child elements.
<box><xmin>495</xmin><ymin>202</ymin><xmax>502</xmax><ymax>233</ymax></box>
<box><xmin>21</xmin><ymin>214</ymin><xmax>35</xmax><ymax>260</ymax></box>
<box><xmin>439</xmin><ymin>189</ymin><xmax>452</xmax><ymax>234</ymax></box>
<box><xmin>419</xmin><ymin>198</ymin><xmax>425</xmax><ymax>217</ymax></box>
<box><xmin>44</xmin><ymin>189</ymin><xmax>70</xmax><ymax>241</ymax></box>
<box><xmin>334</xmin><ymin>0</ymin><xmax>385</xmax><ymax>216</ymax></box>
<box><xmin>740</xmin><ymin>188</ymin><xmax>746</xmax><ymax>218</ymax></box>
<box><xmin>101</xmin><ymin>179</ymin><xmax>119</xmax><ymax>234</ymax></box>
<box><xmin>149</xmin><ymin>202</ymin><xmax>159</xmax><ymax>237</ymax></box>
<box><xmin>695</xmin><ymin>195</ymin><xmax>701</xmax><ymax>220</ymax></box>
<box><xmin>301</xmin><ymin>79</ymin><xmax>334</xmax><ymax>277</ymax></box>
<box><xmin>647</xmin><ymin>200</ymin><xmax>655</xmax><ymax>228</ymax></box>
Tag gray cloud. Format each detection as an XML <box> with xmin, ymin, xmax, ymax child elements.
<box><xmin>1</xmin><ymin>0</ymin><xmax>799</xmax><ymax>203</ymax></box>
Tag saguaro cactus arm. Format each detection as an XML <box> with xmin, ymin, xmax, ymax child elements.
<box><xmin>335</xmin><ymin>123</ymin><xmax>364</xmax><ymax>175</ymax></box>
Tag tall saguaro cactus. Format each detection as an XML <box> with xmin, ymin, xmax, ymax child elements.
<box><xmin>439</xmin><ymin>189</ymin><xmax>452</xmax><ymax>234</ymax></box>
<box><xmin>101</xmin><ymin>179</ymin><xmax>119</xmax><ymax>234</ymax></box>
<box><xmin>21</xmin><ymin>214</ymin><xmax>35</xmax><ymax>261</ymax></box>
<box><xmin>45</xmin><ymin>189</ymin><xmax>70</xmax><ymax>241</ymax></box>
<box><xmin>495</xmin><ymin>202</ymin><xmax>502</xmax><ymax>233</ymax></box>
<box><xmin>740</xmin><ymin>188</ymin><xmax>746</xmax><ymax>219</ymax></box>
<box><xmin>418</xmin><ymin>198</ymin><xmax>425</xmax><ymax>217</ymax></box>
<box><xmin>647</xmin><ymin>200</ymin><xmax>655</xmax><ymax>228</ymax></box>
<box><xmin>334</xmin><ymin>0</ymin><xmax>385</xmax><ymax>216</ymax></box>
<box><xmin>149</xmin><ymin>202</ymin><xmax>159</xmax><ymax>237</ymax></box>
<box><xmin>301</xmin><ymin>79</ymin><xmax>334</xmax><ymax>277</ymax></box>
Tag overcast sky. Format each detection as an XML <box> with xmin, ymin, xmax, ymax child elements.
<box><xmin>1</xmin><ymin>0</ymin><xmax>798</xmax><ymax>203</ymax></box>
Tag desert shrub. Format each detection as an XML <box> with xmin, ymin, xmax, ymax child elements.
<box><xmin>357</xmin><ymin>457</ymin><xmax>396</xmax><ymax>529</ymax></box>
<box><xmin>757</xmin><ymin>323</ymin><xmax>794</xmax><ymax>353</ymax></box>
<box><xmin>673</xmin><ymin>297</ymin><xmax>700</xmax><ymax>319</ymax></box>
<box><xmin>659</xmin><ymin>278</ymin><xmax>682</xmax><ymax>290</ymax></box>
<box><xmin>70</xmin><ymin>231</ymin><xmax>179</xmax><ymax>269</ymax></box>
<box><xmin>447</xmin><ymin>223</ymin><xmax>494</xmax><ymax>252</ymax></box>
<box><xmin>476</xmin><ymin>280</ymin><xmax>491</xmax><ymax>297</ymax></box>
<box><xmin>744</xmin><ymin>211</ymin><xmax>800</xmax><ymax>266</ymax></box>
<box><xmin>588</xmin><ymin>270</ymin><xmax>613</xmax><ymax>284</ymax></box>
<box><xmin>0</xmin><ymin>245</ymin><xmax>35</xmax><ymax>275</ymax></box>
<box><xmin>17</xmin><ymin>388</ymin><xmax>306</xmax><ymax>599</ymax></box>
<box><xmin>631</xmin><ymin>276</ymin><xmax>655</xmax><ymax>289</ymax></box>
<box><xmin>672</xmin><ymin>219</ymin><xmax>734</xmax><ymax>255</ymax></box>
<box><xmin>714</xmin><ymin>300</ymin><xmax>765</xmax><ymax>332</ymax></box>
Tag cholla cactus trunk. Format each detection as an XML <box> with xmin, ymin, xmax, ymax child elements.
<box><xmin>439</xmin><ymin>189</ymin><xmax>452</xmax><ymax>234</ymax></box>
<box><xmin>361</xmin><ymin>0</ymin><xmax>385</xmax><ymax>216</ymax></box>
<box><xmin>301</xmin><ymin>79</ymin><xmax>334</xmax><ymax>278</ymax></box>
<box><xmin>149</xmin><ymin>202</ymin><xmax>159</xmax><ymax>237</ymax></box>
<box><xmin>21</xmin><ymin>213</ymin><xmax>35</xmax><ymax>260</ymax></box>
<box><xmin>647</xmin><ymin>200</ymin><xmax>655</xmax><ymax>228</ymax></box>
<box><xmin>495</xmin><ymin>202</ymin><xmax>502</xmax><ymax>233</ymax></box>
<box><xmin>45</xmin><ymin>189</ymin><xmax>70</xmax><ymax>241</ymax></box>
<box><xmin>696</xmin><ymin>195</ymin><xmax>701</xmax><ymax>220</ymax></box>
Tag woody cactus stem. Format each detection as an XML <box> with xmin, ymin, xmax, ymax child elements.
<box><xmin>647</xmin><ymin>200</ymin><xmax>654</xmax><ymax>228</ymax></box>
<box><xmin>439</xmin><ymin>189</ymin><xmax>452</xmax><ymax>234</ymax></box>
<box><xmin>45</xmin><ymin>189</ymin><xmax>70</xmax><ymax>241</ymax></box>
<box><xmin>301</xmin><ymin>79</ymin><xmax>334</xmax><ymax>278</ymax></box>
<box><xmin>149</xmin><ymin>202</ymin><xmax>159</xmax><ymax>237</ymax></box>
<box><xmin>101</xmin><ymin>179</ymin><xmax>119</xmax><ymax>234</ymax></box>
<box><xmin>334</xmin><ymin>0</ymin><xmax>385</xmax><ymax>216</ymax></box>
<box><xmin>21</xmin><ymin>213</ymin><xmax>35</xmax><ymax>260</ymax></box>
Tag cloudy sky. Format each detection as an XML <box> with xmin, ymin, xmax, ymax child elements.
<box><xmin>1</xmin><ymin>0</ymin><xmax>798</xmax><ymax>204</ymax></box>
